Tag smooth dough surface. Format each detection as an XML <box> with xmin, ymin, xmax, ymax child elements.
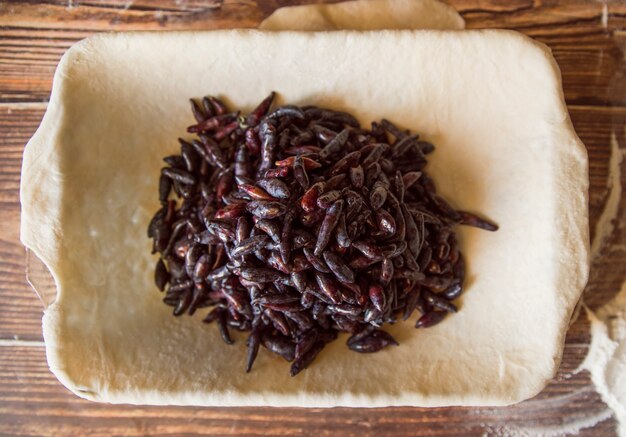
<box><xmin>21</xmin><ymin>29</ymin><xmax>589</xmax><ymax>407</ymax></box>
<box><xmin>259</xmin><ymin>0</ymin><xmax>464</xmax><ymax>31</ymax></box>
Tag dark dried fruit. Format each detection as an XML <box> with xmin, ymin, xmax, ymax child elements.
<box><xmin>239</xmin><ymin>267</ymin><xmax>285</xmax><ymax>283</ymax></box>
<box><xmin>290</xmin><ymin>341</ymin><xmax>325</xmax><ymax>376</ymax></box>
<box><xmin>368</xmin><ymin>284</ymin><xmax>386</xmax><ymax>313</ymax></box>
<box><xmin>415</xmin><ymin>311</ymin><xmax>447</xmax><ymax>328</ymax></box>
<box><xmin>314</xmin><ymin>200</ymin><xmax>343</xmax><ymax>256</ymax></box>
<box><xmin>314</xmin><ymin>272</ymin><xmax>342</xmax><ymax>304</ymax></box>
<box><xmin>303</xmin><ymin>247</ymin><xmax>331</xmax><ymax>273</ymax></box>
<box><xmin>301</xmin><ymin>182</ymin><xmax>323</xmax><ymax>212</ymax></box>
<box><xmin>246</xmin><ymin>200</ymin><xmax>287</xmax><ymax>219</ymax></box>
<box><xmin>238</xmin><ymin>184</ymin><xmax>273</xmax><ymax>200</ymax></box>
<box><xmin>162</xmin><ymin>167</ymin><xmax>195</xmax><ymax>185</ymax></box>
<box><xmin>262</xmin><ymin>333</ymin><xmax>296</xmax><ymax>362</ymax></box>
<box><xmin>245</xmin><ymin>331</ymin><xmax>261</xmax><ymax>373</ymax></box>
<box><xmin>319</xmin><ymin>128</ymin><xmax>350</xmax><ymax>160</ymax></box>
<box><xmin>322</xmin><ymin>251</ymin><xmax>355</xmax><ymax>284</ymax></box>
<box><xmin>155</xmin><ymin>258</ymin><xmax>169</xmax><ymax>291</ymax></box>
<box><xmin>292</xmin><ymin>155</ymin><xmax>310</xmax><ymax>190</ymax></box>
<box><xmin>349</xmin><ymin>165</ymin><xmax>364</xmax><ymax>188</ymax></box>
<box><xmin>246</xmin><ymin>91</ymin><xmax>275</xmax><ymax>127</ymax></box>
<box><xmin>347</xmin><ymin>329</ymin><xmax>398</xmax><ymax>353</ymax></box>
<box><xmin>257</xmin><ymin>178</ymin><xmax>290</xmax><ymax>199</ymax></box>
<box><xmin>148</xmin><ymin>92</ymin><xmax>497</xmax><ymax>376</ymax></box>
<box><xmin>231</xmin><ymin>235</ymin><xmax>270</xmax><ymax>258</ymax></box>
<box><xmin>458</xmin><ymin>211</ymin><xmax>499</xmax><ymax>231</ymax></box>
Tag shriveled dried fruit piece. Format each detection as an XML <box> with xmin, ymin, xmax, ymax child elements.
<box><xmin>329</xmin><ymin>150</ymin><xmax>361</xmax><ymax>176</ymax></box>
<box><xmin>257</xmin><ymin>122</ymin><xmax>277</xmax><ymax>178</ymax></box>
<box><xmin>204</xmin><ymin>220</ymin><xmax>236</xmax><ymax>243</ymax></box>
<box><xmin>323</xmin><ymin>251</ymin><xmax>355</xmax><ymax>284</ymax></box>
<box><xmin>314</xmin><ymin>199</ymin><xmax>344</xmax><ymax>256</ymax></box>
<box><xmin>217</xmin><ymin>309</ymin><xmax>235</xmax><ymax>344</ymax></box>
<box><xmin>255</xmin><ymin>219</ymin><xmax>281</xmax><ymax>243</ymax></box>
<box><xmin>155</xmin><ymin>258</ymin><xmax>169</xmax><ymax>291</ymax></box>
<box><xmin>246</xmin><ymin>91</ymin><xmax>275</xmax><ymax>127</ymax></box>
<box><xmin>215</xmin><ymin>203</ymin><xmax>246</xmax><ymax>219</ymax></box>
<box><xmin>303</xmin><ymin>247</ymin><xmax>331</xmax><ymax>273</ymax></box>
<box><xmin>290</xmin><ymin>341</ymin><xmax>326</xmax><ymax>377</ymax></box>
<box><xmin>279</xmin><ymin>208</ymin><xmax>296</xmax><ymax>264</ymax></box>
<box><xmin>245</xmin><ymin>330</ymin><xmax>261</xmax><ymax>373</ymax></box>
<box><xmin>246</xmin><ymin>200</ymin><xmax>287</xmax><ymax>219</ymax></box>
<box><xmin>403</xmin><ymin>287</ymin><xmax>421</xmax><ymax>321</ymax></box>
<box><xmin>423</xmin><ymin>289</ymin><xmax>458</xmax><ymax>313</ymax></box>
<box><xmin>262</xmin><ymin>333</ymin><xmax>295</xmax><ymax>362</ymax></box>
<box><xmin>162</xmin><ymin>167</ymin><xmax>195</xmax><ymax>185</ymax></box>
<box><xmin>415</xmin><ymin>311</ymin><xmax>447</xmax><ymax>329</ymax></box>
<box><xmin>275</xmin><ymin>156</ymin><xmax>322</xmax><ymax>170</ymax></box>
<box><xmin>231</xmin><ymin>235</ymin><xmax>270</xmax><ymax>258</ymax></box>
<box><xmin>347</xmin><ymin>330</ymin><xmax>398</xmax><ymax>353</ymax></box>
<box><xmin>301</xmin><ymin>182</ymin><xmax>324</xmax><ymax>212</ymax></box>
<box><xmin>235</xmin><ymin>217</ymin><xmax>250</xmax><ymax>244</ymax></box>
<box><xmin>443</xmin><ymin>282</ymin><xmax>463</xmax><ymax>300</ymax></box>
<box><xmin>349</xmin><ymin>165</ymin><xmax>364</xmax><ymax>188</ymax></box>
<box><xmin>375</xmin><ymin>209</ymin><xmax>396</xmax><ymax>235</ymax></box>
<box><xmin>368</xmin><ymin>284</ymin><xmax>386</xmax><ymax>313</ymax></box>
<box><xmin>238</xmin><ymin>267</ymin><xmax>286</xmax><ymax>283</ymax></box>
<box><xmin>352</xmin><ymin>240</ymin><xmax>383</xmax><ymax>260</ymax></box>
<box><xmin>238</xmin><ymin>184</ymin><xmax>273</xmax><ymax>200</ymax></box>
<box><xmin>267</xmin><ymin>105</ymin><xmax>305</xmax><ymax>120</ymax></box>
<box><xmin>319</xmin><ymin>128</ymin><xmax>350</xmax><ymax>160</ymax></box>
<box><xmin>317</xmin><ymin>190</ymin><xmax>342</xmax><ymax>209</ymax></box>
<box><xmin>314</xmin><ymin>272</ymin><xmax>342</xmax><ymax>304</ymax></box>
<box><xmin>293</xmin><ymin>155</ymin><xmax>310</xmax><ymax>190</ymax></box>
<box><xmin>458</xmin><ymin>211</ymin><xmax>499</xmax><ymax>231</ymax></box>
<box><xmin>380</xmin><ymin>258</ymin><xmax>394</xmax><ymax>285</ymax></box>
<box><xmin>257</xmin><ymin>178</ymin><xmax>290</xmax><ymax>199</ymax></box>
<box><xmin>295</xmin><ymin>329</ymin><xmax>318</xmax><ymax>361</ymax></box>
<box><xmin>335</xmin><ymin>214</ymin><xmax>351</xmax><ymax>249</ymax></box>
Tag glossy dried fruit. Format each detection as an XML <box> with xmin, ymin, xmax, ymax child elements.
<box><xmin>148</xmin><ymin>93</ymin><xmax>497</xmax><ymax>376</ymax></box>
<box><xmin>347</xmin><ymin>329</ymin><xmax>398</xmax><ymax>353</ymax></box>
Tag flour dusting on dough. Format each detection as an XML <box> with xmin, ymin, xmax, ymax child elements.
<box><xmin>259</xmin><ymin>0</ymin><xmax>465</xmax><ymax>31</ymax></box>
<box><xmin>483</xmin><ymin>408</ymin><xmax>613</xmax><ymax>436</ymax></box>
<box><xmin>584</xmin><ymin>281</ymin><xmax>626</xmax><ymax>436</ymax></box>
<box><xmin>475</xmin><ymin>385</ymin><xmax>613</xmax><ymax>436</ymax></box>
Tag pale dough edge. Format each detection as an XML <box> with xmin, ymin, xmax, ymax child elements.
<box><xmin>535</xmin><ymin>40</ymin><xmax>590</xmax><ymax>399</ymax></box>
<box><xmin>259</xmin><ymin>0</ymin><xmax>465</xmax><ymax>31</ymax></box>
<box><xmin>21</xmin><ymin>43</ymin><xmax>81</xmax><ymax>399</ymax></box>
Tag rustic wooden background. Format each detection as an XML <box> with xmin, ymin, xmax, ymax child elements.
<box><xmin>1</xmin><ymin>1</ymin><xmax>625</xmax><ymax>435</ymax></box>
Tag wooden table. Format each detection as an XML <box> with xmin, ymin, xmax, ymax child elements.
<box><xmin>1</xmin><ymin>1</ymin><xmax>625</xmax><ymax>435</ymax></box>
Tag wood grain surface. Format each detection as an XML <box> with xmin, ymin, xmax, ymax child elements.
<box><xmin>1</xmin><ymin>1</ymin><xmax>625</xmax><ymax>435</ymax></box>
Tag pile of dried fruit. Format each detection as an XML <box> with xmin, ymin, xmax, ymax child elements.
<box><xmin>148</xmin><ymin>92</ymin><xmax>497</xmax><ymax>376</ymax></box>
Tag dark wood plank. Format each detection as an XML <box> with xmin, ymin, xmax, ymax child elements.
<box><xmin>0</xmin><ymin>340</ymin><xmax>616</xmax><ymax>437</ymax></box>
<box><xmin>0</xmin><ymin>1</ymin><xmax>625</xmax><ymax>105</ymax></box>
<box><xmin>0</xmin><ymin>0</ymin><xmax>311</xmax><ymax>103</ymax></box>
<box><xmin>0</xmin><ymin>104</ymin><xmax>46</xmax><ymax>341</ymax></box>
<box><xmin>458</xmin><ymin>0</ymin><xmax>626</xmax><ymax>108</ymax></box>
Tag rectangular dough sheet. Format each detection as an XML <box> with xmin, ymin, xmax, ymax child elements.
<box><xmin>20</xmin><ymin>30</ymin><xmax>589</xmax><ymax>407</ymax></box>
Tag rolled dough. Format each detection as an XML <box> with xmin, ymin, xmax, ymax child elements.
<box><xmin>21</xmin><ymin>29</ymin><xmax>588</xmax><ymax>407</ymax></box>
<box><xmin>259</xmin><ymin>0</ymin><xmax>464</xmax><ymax>31</ymax></box>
